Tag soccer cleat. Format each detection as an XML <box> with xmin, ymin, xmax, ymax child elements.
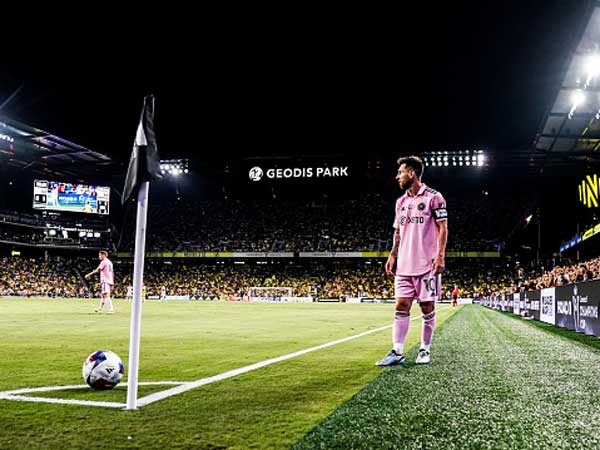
<box><xmin>416</xmin><ymin>349</ymin><xmax>430</xmax><ymax>365</ymax></box>
<box><xmin>375</xmin><ymin>349</ymin><xmax>406</xmax><ymax>366</ymax></box>
<box><xmin>106</xmin><ymin>311</ymin><xmax>114</xmax><ymax>315</ymax></box>
<box><xmin>94</xmin><ymin>309</ymin><xmax>102</xmax><ymax>313</ymax></box>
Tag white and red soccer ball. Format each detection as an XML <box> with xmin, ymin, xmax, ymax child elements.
<box><xmin>82</xmin><ymin>350</ymin><xmax>124</xmax><ymax>389</ymax></box>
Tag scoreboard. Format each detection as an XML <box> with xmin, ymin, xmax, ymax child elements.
<box><xmin>33</xmin><ymin>180</ymin><xmax>110</xmax><ymax>215</ymax></box>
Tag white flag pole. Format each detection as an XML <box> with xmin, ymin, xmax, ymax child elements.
<box><xmin>125</xmin><ymin>180</ymin><xmax>150</xmax><ymax>410</ymax></box>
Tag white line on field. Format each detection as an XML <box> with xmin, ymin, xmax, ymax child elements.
<box><xmin>1</xmin><ymin>395</ymin><xmax>126</xmax><ymax>408</ymax></box>
<box><xmin>137</xmin><ymin>313</ymin><xmax>429</xmax><ymax>407</ymax></box>
<box><xmin>0</xmin><ymin>381</ymin><xmax>186</xmax><ymax>397</ymax></box>
<box><xmin>0</xmin><ymin>381</ymin><xmax>187</xmax><ymax>409</ymax></box>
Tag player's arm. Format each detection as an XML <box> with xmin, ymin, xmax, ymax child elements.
<box><xmin>85</xmin><ymin>263</ymin><xmax>102</xmax><ymax>280</ymax></box>
<box><xmin>84</xmin><ymin>268</ymin><xmax>99</xmax><ymax>279</ymax></box>
<box><xmin>433</xmin><ymin>220</ymin><xmax>448</xmax><ymax>275</ymax></box>
<box><xmin>385</xmin><ymin>228</ymin><xmax>401</xmax><ymax>276</ymax></box>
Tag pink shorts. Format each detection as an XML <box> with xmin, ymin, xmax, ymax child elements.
<box><xmin>394</xmin><ymin>269</ymin><xmax>441</xmax><ymax>302</ymax></box>
<box><xmin>101</xmin><ymin>282</ymin><xmax>113</xmax><ymax>295</ymax></box>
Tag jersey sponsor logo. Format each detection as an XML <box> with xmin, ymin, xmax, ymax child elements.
<box><xmin>399</xmin><ymin>216</ymin><xmax>425</xmax><ymax>226</ymax></box>
<box><xmin>418</xmin><ymin>202</ymin><xmax>426</xmax><ymax>211</ymax></box>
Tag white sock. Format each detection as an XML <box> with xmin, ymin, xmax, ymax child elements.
<box><xmin>421</xmin><ymin>343</ymin><xmax>431</xmax><ymax>352</ymax></box>
<box><xmin>393</xmin><ymin>343</ymin><xmax>404</xmax><ymax>354</ymax></box>
<box><xmin>97</xmin><ymin>298</ymin><xmax>104</xmax><ymax>310</ymax></box>
<box><xmin>106</xmin><ymin>297</ymin><xmax>114</xmax><ymax>312</ymax></box>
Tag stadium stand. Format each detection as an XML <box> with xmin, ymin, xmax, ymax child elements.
<box><xmin>3</xmin><ymin>254</ymin><xmax>597</xmax><ymax>301</ymax></box>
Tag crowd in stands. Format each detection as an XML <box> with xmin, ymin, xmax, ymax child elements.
<box><xmin>0</xmin><ymin>227</ymin><xmax>45</xmax><ymax>245</ymax></box>
<box><xmin>0</xmin><ymin>188</ymin><xmax>534</xmax><ymax>254</ymax></box>
<box><xmin>515</xmin><ymin>255</ymin><xmax>600</xmax><ymax>292</ymax></box>
<box><xmin>0</xmin><ymin>257</ymin><xmax>84</xmax><ymax>297</ymax></box>
<box><xmin>0</xmin><ymin>210</ymin><xmax>111</xmax><ymax>249</ymax></box>
<box><xmin>5</xmin><ymin>253</ymin><xmax>598</xmax><ymax>301</ymax></box>
<box><xmin>112</xmin><ymin>260</ymin><xmax>393</xmax><ymax>299</ymax></box>
<box><xmin>0</xmin><ymin>257</ymin><xmax>576</xmax><ymax>299</ymax></box>
<box><xmin>119</xmin><ymin>192</ymin><xmax>533</xmax><ymax>254</ymax></box>
<box><xmin>0</xmin><ymin>210</ymin><xmax>108</xmax><ymax>229</ymax></box>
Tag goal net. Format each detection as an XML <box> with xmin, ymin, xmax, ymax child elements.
<box><xmin>248</xmin><ymin>287</ymin><xmax>293</xmax><ymax>299</ymax></box>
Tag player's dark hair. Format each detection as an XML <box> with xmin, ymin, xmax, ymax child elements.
<box><xmin>397</xmin><ymin>156</ymin><xmax>424</xmax><ymax>178</ymax></box>
<box><xmin>99</xmin><ymin>250</ymin><xmax>108</xmax><ymax>257</ymax></box>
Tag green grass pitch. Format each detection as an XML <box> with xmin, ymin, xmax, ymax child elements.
<box><xmin>0</xmin><ymin>298</ymin><xmax>456</xmax><ymax>449</ymax></box>
<box><xmin>5</xmin><ymin>299</ymin><xmax>598</xmax><ymax>449</ymax></box>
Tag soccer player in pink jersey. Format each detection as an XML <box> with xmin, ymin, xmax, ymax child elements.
<box><xmin>376</xmin><ymin>156</ymin><xmax>448</xmax><ymax>366</ymax></box>
<box><xmin>85</xmin><ymin>250</ymin><xmax>115</xmax><ymax>314</ymax></box>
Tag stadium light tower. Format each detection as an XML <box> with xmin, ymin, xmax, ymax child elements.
<box><xmin>422</xmin><ymin>150</ymin><xmax>486</xmax><ymax>168</ymax></box>
<box><xmin>159</xmin><ymin>159</ymin><xmax>189</xmax><ymax>176</ymax></box>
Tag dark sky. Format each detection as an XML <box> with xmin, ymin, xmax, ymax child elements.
<box><xmin>0</xmin><ymin>1</ymin><xmax>593</xmax><ymax>164</ymax></box>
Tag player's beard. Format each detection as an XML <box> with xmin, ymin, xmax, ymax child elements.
<box><xmin>400</xmin><ymin>177</ymin><xmax>413</xmax><ymax>191</ymax></box>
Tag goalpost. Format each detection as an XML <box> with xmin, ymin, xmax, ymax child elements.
<box><xmin>248</xmin><ymin>286</ymin><xmax>293</xmax><ymax>301</ymax></box>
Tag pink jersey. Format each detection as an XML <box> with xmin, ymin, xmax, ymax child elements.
<box><xmin>393</xmin><ymin>183</ymin><xmax>447</xmax><ymax>276</ymax></box>
<box><xmin>98</xmin><ymin>258</ymin><xmax>114</xmax><ymax>285</ymax></box>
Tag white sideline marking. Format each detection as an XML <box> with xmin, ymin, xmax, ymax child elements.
<box><xmin>138</xmin><ymin>315</ymin><xmax>426</xmax><ymax>407</ymax></box>
<box><xmin>0</xmin><ymin>308</ymin><xmax>447</xmax><ymax>409</ymax></box>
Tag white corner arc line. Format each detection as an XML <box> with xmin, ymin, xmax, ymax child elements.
<box><xmin>137</xmin><ymin>313</ymin><xmax>431</xmax><ymax>407</ymax></box>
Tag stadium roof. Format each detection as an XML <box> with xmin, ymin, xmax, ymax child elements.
<box><xmin>531</xmin><ymin>1</ymin><xmax>600</xmax><ymax>170</ymax></box>
<box><xmin>0</xmin><ymin>115</ymin><xmax>113</xmax><ymax>181</ymax></box>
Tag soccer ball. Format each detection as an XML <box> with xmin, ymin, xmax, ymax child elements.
<box><xmin>82</xmin><ymin>350</ymin><xmax>124</xmax><ymax>390</ymax></box>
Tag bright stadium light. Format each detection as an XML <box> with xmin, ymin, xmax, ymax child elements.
<box><xmin>569</xmin><ymin>90</ymin><xmax>586</xmax><ymax>119</ymax></box>
<box><xmin>444</xmin><ymin>161</ymin><xmax>449</xmax><ymax>166</ymax></box>
<box><xmin>572</xmin><ymin>90</ymin><xmax>586</xmax><ymax>108</ymax></box>
<box><xmin>572</xmin><ymin>90</ymin><xmax>586</xmax><ymax>106</ymax></box>
<box><xmin>585</xmin><ymin>54</ymin><xmax>600</xmax><ymax>86</ymax></box>
<box><xmin>160</xmin><ymin>159</ymin><xmax>189</xmax><ymax>177</ymax></box>
<box><xmin>466</xmin><ymin>161</ymin><xmax>471</xmax><ymax>166</ymax></box>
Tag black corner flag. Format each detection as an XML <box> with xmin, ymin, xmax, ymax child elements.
<box><xmin>121</xmin><ymin>95</ymin><xmax>162</xmax><ymax>205</ymax></box>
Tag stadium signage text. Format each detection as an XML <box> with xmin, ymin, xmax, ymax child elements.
<box><xmin>578</xmin><ymin>174</ymin><xmax>599</xmax><ymax>208</ymax></box>
<box><xmin>249</xmin><ymin>166</ymin><xmax>349</xmax><ymax>182</ymax></box>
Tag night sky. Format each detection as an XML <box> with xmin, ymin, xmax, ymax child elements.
<box><xmin>0</xmin><ymin>1</ymin><xmax>592</xmax><ymax>164</ymax></box>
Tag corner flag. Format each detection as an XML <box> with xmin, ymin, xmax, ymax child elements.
<box><xmin>121</xmin><ymin>95</ymin><xmax>162</xmax><ymax>205</ymax></box>
<box><xmin>124</xmin><ymin>96</ymin><xmax>161</xmax><ymax>410</ymax></box>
